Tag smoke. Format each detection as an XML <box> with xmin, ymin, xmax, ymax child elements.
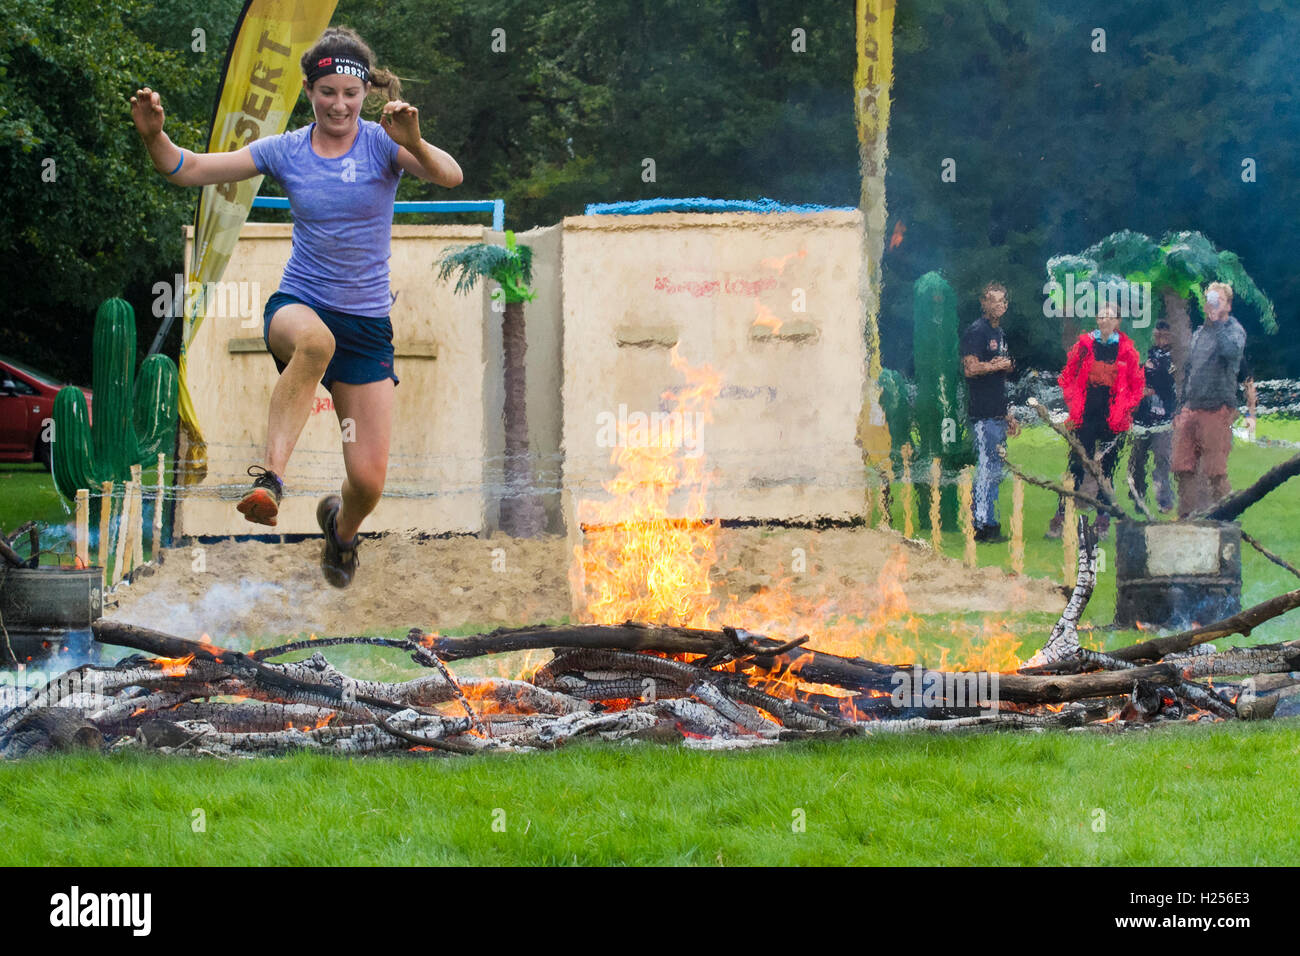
<box><xmin>107</xmin><ymin>577</ymin><xmax>321</xmax><ymax>650</ymax></box>
<box><xmin>3</xmin><ymin>575</ymin><xmax>326</xmax><ymax>715</ymax></box>
<box><xmin>0</xmin><ymin>629</ymin><xmax>100</xmax><ymax>714</ymax></box>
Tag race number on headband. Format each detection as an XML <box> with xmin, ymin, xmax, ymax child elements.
<box><xmin>307</xmin><ymin>55</ymin><xmax>370</xmax><ymax>86</ymax></box>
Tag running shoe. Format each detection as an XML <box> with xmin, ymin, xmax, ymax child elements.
<box><xmin>237</xmin><ymin>465</ymin><xmax>283</xmax><ymax>526</ymax></box>
<box><xmin>316</xmin><ymin>494</ymin><xmax>359</xmax><ymax>588</ymax></box>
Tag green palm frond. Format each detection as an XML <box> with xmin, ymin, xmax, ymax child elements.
<box><xmin>1216</xmin><ymin>251</ymin><xmax>1277</xmax><ymax>333</ymax></box>
<box><xmin>1159</xmin><ymin>230</ymin><xmax>1219</xmax><ymax>298</ymax></box>
<box><xmin>1085</xmin><ymin>229</ymin><xmax>1161</xmax><ymax>277</ymax></box>
<box><xmin>1049</xmin><ymin>231</ymin><xmax>1276</xmax><ymax>335</ymax></box>
<box><xmin>434</xmin><ymin>230</ymin><xmax>536</xmax><ymax>303</ymax></box>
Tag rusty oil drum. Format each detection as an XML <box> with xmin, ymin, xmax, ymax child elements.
<box><xmin>1114</xmin><ymin>519</ymin><xmax>1241</xmax><ymax>630</ymax></box>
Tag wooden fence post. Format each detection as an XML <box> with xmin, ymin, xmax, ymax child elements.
<box><xmin>98</xmin><ymin>481</ymin><xmax>113</xmax><ymax>581</ymax></box>
<box><xmin>900</xmin><ymin>444</ymin><xmax>915</xmax><ymax>539</ymax></box>
<box><xmin>112</xmin><ymin>481</ymin><xmax>133</xmax><ymax>587</ymax></box>
<box><xmin>929</xmin><ymin>458</ymin><xmax>942</xmax><ymax>552</ymax></box>
<box><xmin>1010</xmin><ymin>475</ymin><xmax>1025</xmax><ymax>574</ymax></box>
<box><xmin>959</xmin><ymin>466</ymin><xmax>976</xmax><ymax>568</ymax></box>
<box><xmin>153</xmin><ymin>452</ymin><xmax>165</xmax><ymax>563</ymax></box>
<box><xmin>75</xmin><ymin>489</ymin><xmax>89</xmax><ymax>569</ymax></box>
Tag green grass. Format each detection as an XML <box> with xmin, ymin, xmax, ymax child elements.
<box><xmin>0</xmin><ymin>463</ymin><xmax>69</xmax><ymax>536</ymax></box>
<box><xmin>1255</xmin><ymin>415</ymin><xmax>1300</xmax><ymax>443</ymax></box>
<box><xmin>3</xmin><ymin>421</ymin><xmax>1300</xmax><ymax>866</ymax></box>
<box><xmin>1</xmin><ymin>722</ymin><xmax>1296</xmax><ymax>865</ymax></box>
<box><xmin>0</xmin><ymin>461</ymin><xmax>167</xmax><ymax>568</ymax></box>
<box><xmin>890</xmin><ymin>419</ymin><xmax>1300</xmax><ymax>649</ymax></box>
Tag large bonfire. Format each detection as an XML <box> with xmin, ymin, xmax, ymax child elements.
<box><xmin>3</xmin><ymin>352</ymin><xmax>1299</xmax><ymax>758</ymax></box>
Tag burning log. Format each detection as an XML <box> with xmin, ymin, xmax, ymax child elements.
<box><xmin>0</xmin><ymin>708</ymin><xmax>102</xmax><ymax>758</ymax></box>
<box><xmin>1025</xmin><ymin>398</ymin><xmax>1132</xmax><ymax>517</ymax></box>
<box><xmin>0</xmin><ymin>530</ymin><xmax>26</xmax><ymax>569</ymax></box>
<box><xmin>6</xmin><ymin>576</ymin><xmax>1300</xmax><ymax>760</ymax></box>
<box><xmin>1001</xmin><ymin>458</ymin><xmax>1124</xmax><ymax>519</ymax></box>
<box><xmin>1105</xmin><ymin>586</ymin><xmax>1300</xmax><ymax>662</ymax></box>
<box><xmin>1029</xmin><ymin>515</ymin><xmax>1098</xmax><ymax>665</ymax></box>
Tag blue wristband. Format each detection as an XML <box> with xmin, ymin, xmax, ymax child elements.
<box><xmin>168</xmin><ymin>151</ymin><xmax>184</xmax><ymax>175</ymax></box>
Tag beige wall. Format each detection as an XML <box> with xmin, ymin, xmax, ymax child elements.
<box><xmin>559</xmin><ymin>211</ymin><xmax>867</xmax><ymax>526</ymax></box>
<box><xmin>178</xmin><ymin>223</ymin><xmax>494</xmax><ymax>536</ymax></box>
<box><xmin>177</xmin><ymin>210</ymin><xmax>870</xmax><ymax>537</ymax></box>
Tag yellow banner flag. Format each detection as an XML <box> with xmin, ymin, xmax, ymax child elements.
<box><xmin>178</xmin><ymin>0</ymin><xmax>339</xmax><ymax>484</ymax></box>
<box><xmin>855</xmin><ymin>0</ymin><xmax>896</xmax><ymax>466</ymax></box>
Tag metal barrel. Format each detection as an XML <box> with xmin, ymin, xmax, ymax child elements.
<box><xmin>1114</xmin><ymin>520</ymin><xmax>1242</xmax><ymax>629</ymax></box>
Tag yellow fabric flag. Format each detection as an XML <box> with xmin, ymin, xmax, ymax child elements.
<box><xmin>178</xmin><ymin>0</ymin><xmax>339</xmax><ymax>484</ymax></box>
<box><xmin>854</xmin><ymin>0</ymin><xmax>896</xmax><ymax>467</ymax></box>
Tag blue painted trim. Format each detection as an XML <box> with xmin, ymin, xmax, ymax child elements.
<box><xmin>584</xmin><ymin>197</ymin><xmax>855</xmax><ymax>216</ymax></box>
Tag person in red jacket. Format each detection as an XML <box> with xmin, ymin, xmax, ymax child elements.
<box><xmin>1047</xmin><ymin>302</ymin><xmax>1145</xmax><ymax>539</ymax></box>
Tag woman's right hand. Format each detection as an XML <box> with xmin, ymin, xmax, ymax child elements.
<box><xmin>130</xmin><ymin>87</ymin><xmax>165</xmax><ymax>140</ymax></box>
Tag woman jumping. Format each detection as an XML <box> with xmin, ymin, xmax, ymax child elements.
<box><xmin>131</xmin><ymin>26</ymin><xmax>462</xmax><ymax>587</ymax></box>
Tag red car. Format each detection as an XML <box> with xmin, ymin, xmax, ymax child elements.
<box><xmin>0</xmin><ymin>355</ymin><xmax>92</xmax><ymax>470</ymax></box>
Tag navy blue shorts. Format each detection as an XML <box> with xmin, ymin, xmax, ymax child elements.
<box><xmin>263</xmin><ymin>290</ymin><xmax>399</xmax><ymax>393</ymax></box>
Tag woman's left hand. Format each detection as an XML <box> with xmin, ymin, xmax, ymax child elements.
<box><xmin>380</xmin><ymin>100</ymin><xmax>420</xmax><ymax>148</ymax></box>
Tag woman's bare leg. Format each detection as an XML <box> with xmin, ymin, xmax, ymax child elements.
<box><xmin>329</xmin><ymin>379</ymin><xmax>395</xmax><ymax>541</ymax></box>
<box><xmin>264</xmin><ymin>304</ymin><xmax>336</xmax><ymax>475</ymax></box>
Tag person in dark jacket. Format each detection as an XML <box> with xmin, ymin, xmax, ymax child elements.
<box><xmin>1127</xmin><ymin>321</ymin><xmax>1176</xmax><ymax>513</ymax></box>
<box><xmin>961</xmin><ymin>282</ymin><xmax>1020</xmax><ymax>542</ymax></box>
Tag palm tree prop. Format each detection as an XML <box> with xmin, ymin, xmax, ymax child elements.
<box><xmin>436</xmin><ymin>231</ymin><xmax>546</xmax><ymax>537</ymax></box>
<box><xmin>1047</xmin><ymin>230</ymin><xmax>1276</xmax><ymax>400</ymax></box>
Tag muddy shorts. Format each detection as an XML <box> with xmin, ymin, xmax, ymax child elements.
<box><xmin>263</xmin><ymin>290</ymin><xmax>399</xmax><ymax>393</ymax></box>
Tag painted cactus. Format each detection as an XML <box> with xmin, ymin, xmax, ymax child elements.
<box><xmin>910</xmin><ymin>272</ymin><xmax>974</xmax><ymax>529</ymax></box>
<box><xmin>52</xmin><ymin>298</ymin><xmax>179</xmax><ymax>499</ymax></box>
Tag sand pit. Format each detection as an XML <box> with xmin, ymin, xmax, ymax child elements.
<box><xmin>106</xmin><ymin>526</ymin><xmax>1064</xmax><ymax>646</ymax></box>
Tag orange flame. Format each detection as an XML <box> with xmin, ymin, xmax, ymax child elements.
<box><xmin>572</xmin><ymin>347</ymin><xmax>722</xmax><ymax>628</ymax></box>
<box><xmin>568</xmin><ymin>350</ymin><xmax>1028</xmax><ymax>708</ymax></box>
<box><xmin>889</xmin><ymin>221</ymin><xmax>906</xmax><ymax>250</ymax></box>
<box><xmin>155</xmin><ymin>653</ymin><xmax>195</xmax><ymax>677</ymax></box>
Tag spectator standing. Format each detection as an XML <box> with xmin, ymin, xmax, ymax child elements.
<box><xmin>1048</xmin><ymin>302</ymin><xmax>1145</xmax><ymax>539</ymax></box>
<box><xmin>961</xmin><ymin>282</ymin><xmax>1020</xmax><ymax>543</ymax></box>
<box><xmin>1172</xmin><ymin>282</ymin><xmax>1246</xmax><ymax>517</ymax></box>
<box><xmin>1128</xmin><ymin>320</ymin><xmax>1176</xmax><ymax>513</ymax></box>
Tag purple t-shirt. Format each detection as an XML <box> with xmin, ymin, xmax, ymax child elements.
<box><xmin>249</xmin><ymin>118</ymin><xmax>403</xmax><ymax>317</ymax></box>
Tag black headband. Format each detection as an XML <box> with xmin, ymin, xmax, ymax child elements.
<box><xmin>306</xmin><ymin>55</ymin><xmax>370</xmax><ymax>86</ymax></box>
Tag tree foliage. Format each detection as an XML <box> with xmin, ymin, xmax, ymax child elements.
<box><xmin>0</xmin><ymin>0</ymin><xmax>241</xmax><ymax>379</ymax></box>
<box><xmin>7</xmin><ymin>0</ymin><xmax>1300</xmax><ymax>386</ymax></box>
<box><xmin>881</xmin><ymin>0</ymin><xmax>1299</xmax><ymax>377</ymax></box>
